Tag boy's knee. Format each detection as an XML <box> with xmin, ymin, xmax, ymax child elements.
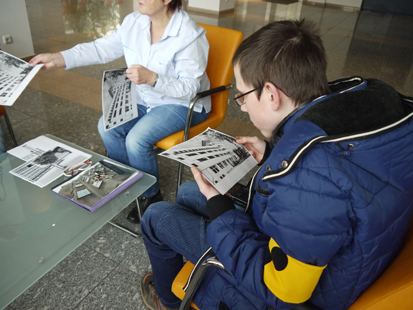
<box><xmin>178</xmin><ymin>181</ymin><xmax>197</xmax><ymax>194</ymax></box>
<box><xmin>141</xmin><ymin>201</ymin><xmax>173</xmax><ymax>233</ymax></box>
<box><xmin>177</xmin><ymin>181</ymin><xmax>196</xmax><ymax>197</ymax></box>
<box><xmin>177</xmin><ymin>181</ymin><xmax>199</xmax><ymax>205</ymax></box>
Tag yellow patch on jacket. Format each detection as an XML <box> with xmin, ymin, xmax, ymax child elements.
<box><xmin>263</xmin><ymin>238</ymin><xmax>326</xmax><ymax>303</ymax></box>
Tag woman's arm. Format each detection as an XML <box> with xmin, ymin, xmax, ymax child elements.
<box><xmin>60</xmin><ymin>31</ymin><xmax>124</xmax><ymax>69</ymax></box>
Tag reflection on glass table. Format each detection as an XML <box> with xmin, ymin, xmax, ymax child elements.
<box><xmin>0</xmin><ymin>134</ymin><xmax>156</xmax><ymax>310</ymax></box>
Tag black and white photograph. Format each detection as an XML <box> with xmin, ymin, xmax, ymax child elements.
<box><xmin>8</xmin><ymin>135</ymin><xmax>91</xmax><ymax>187</ymax></box>
<box><xmin>102</xmin><ymin>68</ymin><xmax>138</xmax><ymax>131</ymax></box>
<box><xmin>0</xmin><ymin>50</ymin><xmax>43</xmax><ymax>106</ymax></box>
<box><xmin>159</xmin><ymin>128</ymin><xmax>258</xmax><ymax>194</ymax></box>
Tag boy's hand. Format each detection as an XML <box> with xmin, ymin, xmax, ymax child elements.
<box><xmin>236</xmin><ymin>136</ymin><xmax>266</xmax><ymax>163</ymax></box>
<box><xmin>191</xmin><ymin>166</ymin><xmax>220</xmax><ymax>200</ymax></box>
<box><xmin>126</xmin><ymin>65</ymin><xmax>157</xmax><ymax>85</ymax></box>
<box><xmin>29</xmin><ymin>53</ymin><xmax>66</xmax><ymax>69</ymax></box>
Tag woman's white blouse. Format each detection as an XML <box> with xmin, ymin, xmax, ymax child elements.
<box><xmin>61</xmin><ymin>9</ymin><xmax>211</xmax><ymax>113</ymax></box>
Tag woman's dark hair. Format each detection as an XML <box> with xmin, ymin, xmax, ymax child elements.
<box><xmin>167</xmin><ymin>0</ymin><xmax>182</xmax><ymax>12</ymax></box>
<box><xmin>233</xmin><ymin>19</ymin><xmax>330</xmax><ymax>106</ymax></box>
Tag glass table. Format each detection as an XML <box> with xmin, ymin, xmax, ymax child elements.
<box><xmin>0</xmin><ymin>135</ymin><xmax>156</xmax><ymax>309</ymax></box>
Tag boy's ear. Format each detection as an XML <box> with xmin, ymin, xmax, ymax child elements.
<box><xmin>263</xmin><ymin>82</ymin><xmax>282</xmax><ymax>111</ymax></box>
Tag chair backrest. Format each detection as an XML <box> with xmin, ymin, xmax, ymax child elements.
<box><xmin>348</xmin><ymin>217</ymin><xmax>413</xmax><ymax>309</ymax></box>
<box><xmin>155</xmin><ymin>24</ymin><xmax>243</xmax><ymax>150</ymax></box>
<box><xmin>200</xmin><ymin>23</ymin><xmax>242</xmax><ymax>120</ymax></box>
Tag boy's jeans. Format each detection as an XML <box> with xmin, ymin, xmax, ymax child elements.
<box><xmin>141</xmin><ymin>181</ymin><xmax>211</xmax><ymax>308</ymax></box>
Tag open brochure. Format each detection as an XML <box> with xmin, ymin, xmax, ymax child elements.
<box><xmin>159</xmin><ymin>128</ymin><xmax>258</xmax><ymax>195</ymax></box>
<box><xmin>52</xmin><ymin>159</ymin><xmax>143</xmax><ymax>212</ymax></box>
<box><xmin>8</xmin><ymin>136</ymin><xmax>91</xmax><ymax>188</ymax></box>
<box><xmin>102</xmin><ymin>68</ymin><xmax>138</xmax><ymax>131</ymax></box>
<box><xmin>0</xmin><ymin>50</ymin><xmax>43</xmax><ymax>106</ymax></box>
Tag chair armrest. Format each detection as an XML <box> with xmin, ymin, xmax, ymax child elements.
<box><xmin>196</xmin><ymin>85</ymin><xmax>232</xmax><ymax>99</ymax></box>
<box><xmin>179</xmin><ymin>257</ymin><xmax>225</xmax><ymax>310</ymax></box>
<box><xmin>183</xmin><ymin>85</ymin><xmax>233</xmax><ymax>142</ymax></box>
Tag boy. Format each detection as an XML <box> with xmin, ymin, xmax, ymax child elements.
<box><xmin>140</xmin><ymin>20</ymin><xmax>413</xmax><ymax>310</ymax></box>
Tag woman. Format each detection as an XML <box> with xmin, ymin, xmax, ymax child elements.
<box><xmin>30</xmin><ymin>0</ymin><xmax>211</xmax><ymax>223</ymax></box>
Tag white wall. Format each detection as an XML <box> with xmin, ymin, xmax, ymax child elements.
<box><xmin>219</xmin><ymin>0</ymin><xmax>235</xmax><ymax>11</ymax></box>
<box><xmin>306</xmin><ymin>0</ymin><xmax>362</xmax><ymax>8</ymax></box>
<box><xmin>188</xmin><ymin>0</ymin><xmax>235</xmax><ymax>13</ymax></box>
<box><xmin>308</xmin><ymin>0</ymin><xmax>326</xmax><ymax>4</ymax></box>
<box><xmin>0</xmin><ymin>0</ymin><xmax>34</xmax><ymax>58</ymax></box>
<box><xmin>328</xmin><ymin>0</ymin><xmax>362</xmax><ymax>8</ymax></box>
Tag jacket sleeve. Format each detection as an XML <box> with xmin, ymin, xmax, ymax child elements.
<box><xmin>205</xmin><ymin>194</ymin><xmax>235</xmax><ymax>220</ymax></box>
<box><xmin>206</xmin><ymin>164</ymin><xmax>351</xmax><ymax>307</ymax></box>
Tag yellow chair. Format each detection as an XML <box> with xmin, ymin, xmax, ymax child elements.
<box><xmin>0</xmin><ymin>105</ymin><xmax>18</xmax><ymax>147</ymax></box>
<box><xmin>173</xmin><ymin>219</ymin><xmax>413</xmax><ymax>310</ymax></box>
<box><xmin>155</xmin><ymin>24</ymin><xmax>243</xmax><ymax>189</ymax></box>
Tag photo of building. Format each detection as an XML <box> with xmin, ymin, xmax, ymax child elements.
<box><xmin>102</xmin><ymin>69</ymin><xmax>137</xmax><ymax>130</ymax></box>
<box><xmin>161</xmin><ymin>128</ymin><xmax>257</xmax><ymax>193</ymax></box>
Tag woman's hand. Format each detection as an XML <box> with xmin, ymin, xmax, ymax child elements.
<box><xmin>236</xmin><ymin>136</ymin><xmax>266</xmax><ymax>163</ymax></box>
<box><xmin>191</xmin><ymin>166</ymin><xmax>220</xmax><ymax>200</ymax></box>
<box><xmin>29</xmin><ymin>53</ymin><xmax>66</xmax><ymax>69</ymax></box>
<box><xmin>126</xmin><ymin>65</ymin><xmax>157</xmax><ymax>85</ymax></box>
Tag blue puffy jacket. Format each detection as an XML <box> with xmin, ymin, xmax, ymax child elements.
<box><xmin>191</xmin><ymin>77</ymin><xmax>413</xmax><ymax>310</ymax></box>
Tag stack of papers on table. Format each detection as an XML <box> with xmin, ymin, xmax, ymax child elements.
<box><xmin>8</xmin><ymin>136</ymin><xmax>91</xmax><ymax>188</ymax></box>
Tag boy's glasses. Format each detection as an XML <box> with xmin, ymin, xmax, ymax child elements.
<box><xmin>234</xmin><ymin>84</ymin><xmax>290</xmax><ymax>106</ymax></box>
<box><xmin>233</xmin><ymin>87</ymin><xmax>261</xmax><ymax>106</ymax></box>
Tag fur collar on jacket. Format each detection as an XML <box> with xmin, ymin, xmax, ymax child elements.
<box><xmin>270</xmin><ymin>77</ymin><xmax>409</xmax><ymax>147</ymax></box>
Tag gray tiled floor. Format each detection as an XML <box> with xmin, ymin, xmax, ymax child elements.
<box><xmin>1</xmin><ymin>0</ymin><xmax>413</xmax><ymax>309</ymax></box>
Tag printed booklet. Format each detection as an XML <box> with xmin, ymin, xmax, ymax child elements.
<box><xmin>52</xmin><ymin>159</ymin><xmax>143</xmax><ymax>212</ymax></box>
<box><xmin>159</xmin><ymin>128</ymin><xmax>258</xmax><ymax>195</ymax></box>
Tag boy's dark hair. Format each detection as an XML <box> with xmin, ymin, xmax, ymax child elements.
<box><xmin>167</xmin><ymin>0</ymin><xmax>182</xmax><ymax>12</ymax></box>
<box><xmin>232</xmin><ymin>19</ymin><xmax>330</xmax><ymax>106</ymax></box>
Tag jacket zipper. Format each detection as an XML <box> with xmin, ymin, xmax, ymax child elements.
<box><xmin>257</xmin><ymin>182</ymin><xmax>269</xmax><ymax>197</ymax></box>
